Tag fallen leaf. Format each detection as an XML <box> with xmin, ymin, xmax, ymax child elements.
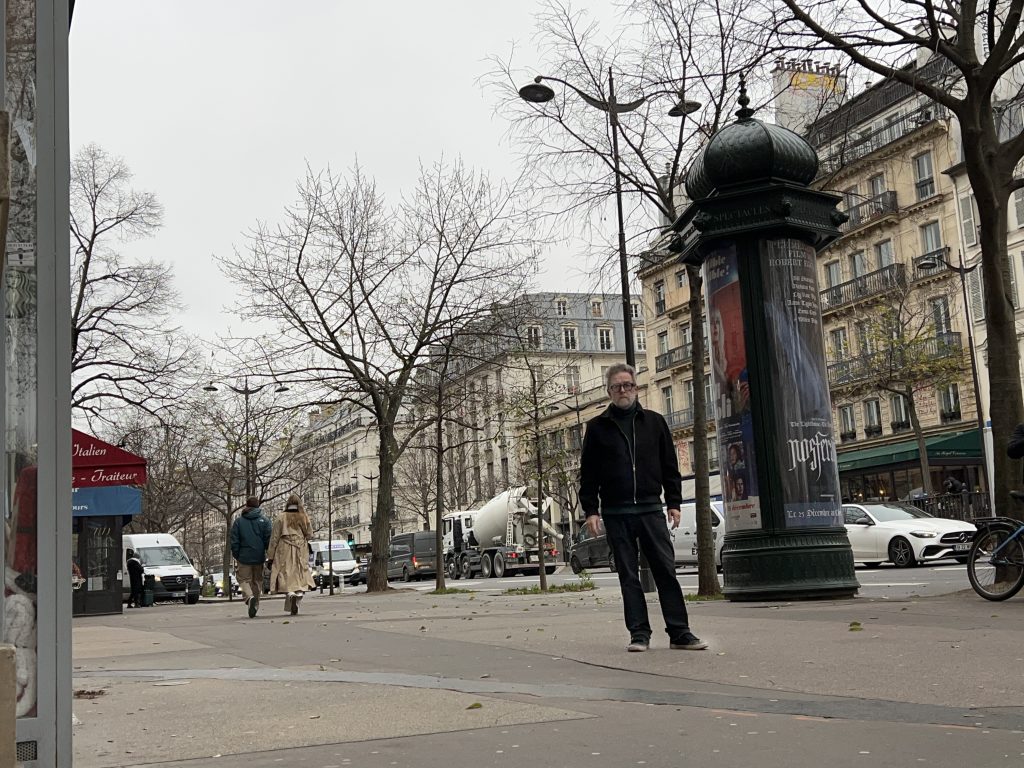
<box><xmin>466</xmin><ymin>702</ymin><xmax>483</xmax><ymax>710</ymax></box>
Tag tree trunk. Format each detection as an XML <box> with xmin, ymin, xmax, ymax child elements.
<box><xmin>366</xmin><ymin>426</ymin><xmax>398</xmax><ymax>593</ymax></box>
<box><xmin>534</xmin><ymin>373</ymin><xmax>548</xmax><ymax>591</ymax></box>
<box><xmin>222</xmin><ymin>506</ymin><xmax>234</xmax><ymax>603</ymax></box>
<box><xmin>962</xmin><ymin>123</ymin><xmax>1024</xmax><ymax>518</ymax></box>
<box><xmin>907</xmin><ymin>388</ymin><xmax>932</xmax><ymax>495</ymax></box>
<box><xmin>688</xmin><ymin>266</ymin><xmax>721</xmax><ymax>596</ymax></box>
<box><xmin>434</xmin><ymin>384</ymin><xmax>447</xmax><ymax>592</ymax></box>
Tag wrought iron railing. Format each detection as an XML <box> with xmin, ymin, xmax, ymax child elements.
<box><xmin>913</xmin><ymin>247</ymin><xmax>950</xmax><ymax>280</ymax></box>
<box><xmin>839</xmin><ymin>191</ymin><xmax>898</xmax><ymax>234</ymax></box>
<box><xmin>906</xmin><ymin>492</ymin><xmax>992</xmax><ymax>520</ymax></box>
<box><xmin>820</xmin><ymin>263</ymin><xmax>906</xmax><ymax>313</ymax></box>
<box><xmin>655</xmin><ymin>343</ymin><xmax>692</xmax><ymax>372</ymax></box>
<box><xmin>818</xmin><ymin>104</ymin><xmax>945</xmax><ymax>177</ymax></box>
<box><xmin>827</xmin><ymin>332</ymin><xmax>962</xmax><ymax>386</ymax></box>
<box><xmin>663</xmin><ymin>403</ymin><xmax>717</xmax><ymax>431</ymax></box>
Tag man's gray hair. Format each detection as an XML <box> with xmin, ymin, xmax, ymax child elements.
<box><xmin>605</xmin><ymin>363</ymin><xmax>636</xmax><ymax>388</ymax></box>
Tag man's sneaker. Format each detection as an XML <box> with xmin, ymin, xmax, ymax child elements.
<box><xmin>670</xmin><ymin>632</ymin><xmax>708</xmax><ymax>650</ymax></box>
<box><xmin>248</xmin><ymin>594</ymin><xmax>259</xmax><ymax>618</ymax></box>
<box><xmin>627</xmin><ymin>638</ymin><xmax>650</xmax><ymax>652</ymax></box>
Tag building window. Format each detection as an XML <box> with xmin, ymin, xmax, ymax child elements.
<box><xmin>854</xmin><ymin>320</ymin><xmax>873</xmax><ymax>355</ymax></box>
<box><xmin>969</xmin><ymin>267</ymin><xmax>985</xmax><ymax>320</ymax></box>
<box><xmin>875</xmin><ymin>239</ymin><xmax>894</xmax><ymax>268</ymax></box>
<box><xmin>824</xmin><ymin>260</ymin><xmax>841</xmax><ymax>288</ymax></box>
<box><xmin>630</xmin><ymin>302</ymin><xmax>640</xmax><ymax>319</ymax></box>
<box><xmin>662</xmin><ymin>385</ymin><xmax>674</xmax><ymax>414</ymax></box>
<box><xmin>913</xmin><ymin>151</ymin><xmax>935</xmax><ymax>200</ymax></box>
<box><xmin>562</xmin><ymin>326</ymin><xmax>578</xmax><ymax>350</ymax></box>
<box><xmin>1011</xmin><ymin>253</ymin><xmax>1021</xmax><ymax>309</ymax></box>
<box><xmin>591</xmin><ymin>299</ymin><xmax>603</xmax><ymax>317</ymax></box>
<box><xmin>842</xmin><ymin>186</ymin><xmax>860</xmax><ymax>225</ymax></box>
<box><xmin>655</xmin><ymin>281</ymin><xmax>666</xmax><ymax>313</ymax></box>
<box><xmin>634</xmin><ymin>328</ymin><xmax>646</xmax><ymax>352</ymax></box>
<box><xmin>848</xmin><ymin>250</ymin><xmax>867</xmax><ymax>278</ymax></box>
<box><xmin>890</xmin><ymin>394</ymin><xmax>910</xmax><ymax>431</ymax></box>
<box><xmin>939</xmin><ymin>383</ymin><xmax>961</xmax><ymax>422</ymax></box>
<box><xmin>657</xmin><ymin>331</ymin><xmax>669</xmax><ymax>355</ymax></box>
<box><xmin>959</xmin><ymin>194</ymin><xmax>977</xmax><ymax>247</ymax></box>
<box><xmin>565</xmin><ymin>365</ymin><xmax>581</xmax><ymax>394</ymax></box>
<box><xmin>707</xmin><ymin>437</ymin><xmax>719</xmax><ymax>469</ymax></box>
<box><xmin>930</xmin><ymin>296</ymin><xmax>951</xmax><ymax>335</ymax></box>
<box><xmin>829</xmin><ymin>327</ymin><xmax>849</xmax><ymax>358</ymax></box>
<box><xmin>684</xmin><ymin>379</ymin><xmax>694</xmax><ymax>408</ymax></box>
<box><xmin>676</xmin><ymin>270</ymin><xmax>686</xmax><ymax>289</ymax></box>
<box><xmin>556</xmin><ymin>298</ymin><xmax>568</xmax><ymax>317</ymax></box>
<box><xmin>864</xmin><ymin>399</ymin><xmax>882</xmax><ymax>436</ymax></box>
<box><xmin>868</xmin><ymin>173</ymin><xmax>885</xmax><ymax>197</ymax></box>
<box><xmin>599</xmin><ymin>327</ymin><xmax>614</xmax><ymax>351</ymax></box>
<box><xmin>679</xmin><ymin>323</ymin><xmax>692</xmax><ymax>346</ymax></box>
<box><xmin>839</xmin><ymin>405</ymin><xmax>856</xmax><ymax>440</ymax></box>
<box><xmin>919</xmin><ymin>220</ymin><xmax>942</xmax><ymax>256</ymax></box>
<box><xmin>526</xmin><ymin>326</ymin><xmax>542</xmax><ymax>349</ymax></box>
<box><xmin>704</xmin><ymin>374</ymin><xmax>713</xmax><ymax>412</ymax></box>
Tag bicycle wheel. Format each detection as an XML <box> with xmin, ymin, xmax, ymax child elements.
<box><xmin>967</xmin><ymin>528</ymin><xmax>1024</xmax><ymax>601</ymax></box>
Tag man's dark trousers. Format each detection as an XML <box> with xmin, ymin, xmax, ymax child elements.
<box><xmin>603</xmin><ymin>512</ymin><xmax>691</xmax><ymax>641</ymax></box>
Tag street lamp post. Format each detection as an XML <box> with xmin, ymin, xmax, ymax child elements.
<box><xmin>519</xmin><ymin>70</ymin><xmax>701</xmax><ymax>367</ymax></box>
<box><xmin>915</xmin><ymin>250</ymin><xmax>989</xmax><ymax>494</ymax></box>
<box><xmin>203</xmin><ymin>376</ymin><xmax>290</xmax><ymax>498</ymax></box>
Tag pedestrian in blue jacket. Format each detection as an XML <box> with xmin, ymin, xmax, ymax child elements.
<box><xmin>230</xmin><ymin>496</ymin><xmax>272</xmax><ymax>618</ymax></box>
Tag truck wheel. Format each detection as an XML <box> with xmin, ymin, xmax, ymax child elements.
<box><xmin>480</xmin><ymin>553</ymin><xmax>493</xmax><ymax>578</ymax></box>
<box><xmin>186</xmin><ymin>593</ymin><xmax>200</xmax><ymax>605</ymax></box>
<box><xmin>402</xmin><ymin>567</ymin><xmax>411</xmax><ymax>582</ymax></box>
<box><xmin>493</xmin><ymin>553</ymin><xmax>506</xmax><ymax>578</ymax></box>
<box><xmin>459</xmin><ymin>555</ymin><xmax>472</xmax><ymax>580</ymax></box>
<box><xmin>570</xmin><ymin>555</ymin><xmax>583</xmax><ymax>574</ymax></box>
<box><xmin>447</xmin><ymin>558</ymin><xmax>460</xmax><ymax>580</ymax></box>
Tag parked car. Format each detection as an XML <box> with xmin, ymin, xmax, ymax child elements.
<box><xmin>205</xmin><ymin>571</ymin><xmax>239</xmax><ymax>597</ymax></box>
<box><xmin>673</xmin><ymin>501</ymin><xmax>726</xmax><ymax>568</ymax></box>
<box><xmin>387</xmin><ymin>531</ymin><xmax>437</xmax><ymax>582</ymax></box>
<box><xmin>568</xmin><ymin>524</ymin><xmax>614</xmax><ymax>574</ymax></box>
<box><xmin>842</xmin><ymin>502</ymin><xmax>977</xmax><ymax>568</ymax></box>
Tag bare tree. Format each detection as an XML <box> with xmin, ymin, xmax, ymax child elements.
<box><xmin>219</xmin><ymin>159</ymin><xmax>536</xmax><ymax>592</ymax></box>
<box><xmin>69</xmin><ymin>144</ymin><xmax>197</xmax><ymax>422</ymax></box>
<box><xmin>830</xmin><ymin>278</ymin><xmax>966</xmax><ymax>495</ymax></box>
<box><xmin>767</xmin><ymin>0</ymin><xmax>1024</xmax><ymax>513</ymax></box>
<box><xmin>484</xmin><ymin>0</ymin><xmax>779</xmax><ymax>594</ymax></box>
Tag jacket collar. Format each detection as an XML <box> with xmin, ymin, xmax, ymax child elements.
<box><xmin>598</xmin><ymin>400</ymin><xmax>646</xmax><ymax>420</ymax></box>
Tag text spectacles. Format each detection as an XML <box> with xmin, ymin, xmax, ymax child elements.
<box><xmin>608</xmin><ymin>382</ymin><xmax>636</xmax><ymax>393</ymax></box>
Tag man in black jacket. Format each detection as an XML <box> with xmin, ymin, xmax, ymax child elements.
<box><xmin>579</xmin><ymin>363</ymin><xmax>707</xmax><ymax>653</ymax></box>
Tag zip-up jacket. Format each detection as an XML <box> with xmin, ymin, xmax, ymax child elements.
<box><xmin>230</xmin><ymin>507</ymin><xmax>272</xmax><ymax>565</ymax></box>
<box><xmin>579</xmin><ymin>402</ymin><xmax>683</xmax><ymax>517</ymax></box>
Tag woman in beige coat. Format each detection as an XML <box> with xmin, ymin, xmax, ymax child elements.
<box><xmin>267</xmin><ymin>494</ymin><xmax>315</xmax><ymax>615</ymax></box>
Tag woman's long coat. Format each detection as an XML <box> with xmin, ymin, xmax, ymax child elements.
<box><xmin>267</xmin><ymin>513</ymin><xmax>314</xmax><ymax>593</ymax></box>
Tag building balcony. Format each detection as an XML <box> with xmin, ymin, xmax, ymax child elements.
<box><xmin>940</xmin><ymin>409</ymin><xmax>962</xmax><ymax>424</ymax></box>
<box><xmin>839</xmin><ymin>191</ymin><xmax>898</xmax><ymax>235</ymax></box>
<box><xmin>820</xmin><ymin>263</ymin><xmax>906</xmax><ymax>315</ymax></box>
<box><xmin>827</xmin><ymin>332</ymin><xmax>962</xmax><ymax>387</ymax></box>
<box><xmin>664</xmin><ymin>403</ymin><xmax>717</xmax><ymax>431</ymax></box>
<box><xmin>913</xmin><ymin>247</ymin><xmax>951</xmax><ymax>281</ymax></box>
<box><xmin>864</xmin><ymin>424</ymin><xmax>883</xmax><ymax>438</ymax></box>
<box><xmin>655</xmin><ymin>343</ymin><xmax>692</xmax><ymax>373</ymax></box>
<box><xmin>818</xmin><ymin>104</ymin><xmax>946</xmax><ymax>177</ymax></box>
<box><xmin>890</xmin><ymin>420</ymin><xmax>912</xmax><ymax>434</ymax></box>
<box><xmin>839</xmin><ymin>429</ymin><xmax>858</xmax><ymax>443</ymax></box>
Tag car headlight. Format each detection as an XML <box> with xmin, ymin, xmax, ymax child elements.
<box><xmin>153</xmin><ymin>575</ymin><xmax>162</xmax><ymax>582</ymax></box>
<box><xmin>909</xmin><ymin>530</ymin><xmax>938</xmax><ymax>538</ymax></box>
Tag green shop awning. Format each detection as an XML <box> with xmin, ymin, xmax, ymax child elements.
<box><xmin>838</xmin><ymin>429</ymin><xmax>982</xmax><ymax>473</ymax></box>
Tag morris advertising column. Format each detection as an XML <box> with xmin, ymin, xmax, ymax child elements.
<box><xmin>671</xmin><ymin>86</ymin><xmax>858</xmax><ymax>600</ymax></box>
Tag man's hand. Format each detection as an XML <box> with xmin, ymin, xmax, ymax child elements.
<box><xmin>586</xmin><ymin>515</ymin><xmax>603</xmax><ymax>537</ymax></box>
<box><xmin>667</xmin><ymin>508</ymin><xmax>681</xmax><ymax>529</ymax></box>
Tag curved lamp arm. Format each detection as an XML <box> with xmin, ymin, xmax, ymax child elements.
<box><xmin>532</xmin><ymin>75</ymin><xmax>647</xmax><ymax>115</ymax></box>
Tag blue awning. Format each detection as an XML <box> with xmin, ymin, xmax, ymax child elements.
<box><xmin>71</xmin><ymin>485</ymin><xmax>142</xmax><ymax>517</ymax></box>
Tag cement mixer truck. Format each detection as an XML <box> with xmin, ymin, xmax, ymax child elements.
<box><xmin>442</xmin><ymin>487</ymin><xmax>562</xmax><ymax>579</ymax></box>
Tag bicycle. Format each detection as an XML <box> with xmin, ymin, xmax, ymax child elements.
<box><xmin>967</xmin><ymin>491</ymin><xmax>1024</xmax><ymax>601</ymax></box>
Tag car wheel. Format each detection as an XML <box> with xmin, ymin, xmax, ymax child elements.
<box><xmin>402</xmin><ymin>567</ymin><xmax>411</xmax><ymax>583</ymax></box>
<box><xmin>569</xmin><ymin>555</ymin><xmax>583</xmax><ymax>575</ymax></box>
<box><xmin>493</xmin><ymin>553</ymin><xmax>506</xmax><ymax>578</ymax></box>
<box><xmin>480</xmin><ymin>553</ymin><xmax>493</xmax><ymax>578</ymax></box>
<box><xmin>888</xmin><ymin>537</ymin><xmax>916</xmax><ymax>568</ymax></box>
<box><xmin>608</xmin><ymin>550</ymin><xmax>616</xmax><ymax>573</ymax></box>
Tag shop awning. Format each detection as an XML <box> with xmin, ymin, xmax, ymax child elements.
<box><xmin>72</xmin><ymin>429</ymin><xmax>147</xmax><ymax>488</ymax></box>
<box><xmin>837</xmin><ymin>429</ymin><xmax>982</xmax><ymax>473</ymax></box>
<box><xmin>71</xmin><ymin>485</ymin><xmax>142</xmax><ymax>517</ymax></box>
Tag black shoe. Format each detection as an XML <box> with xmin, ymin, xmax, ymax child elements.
<box><xmin>670</xmin><ymin>632</ymin><xmax>708</xmax><ymax>650</ymax></box>
<box><xmin>247</xmin><ymin>594</ymin><xmax>259</xmax><ymax>618</ymax></box>
<box><xmin>627</xmin><ymin>637</ymin><xmax>650</xmax><ymax>652</ymax></box>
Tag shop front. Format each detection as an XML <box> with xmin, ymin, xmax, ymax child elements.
<box><xmin>837</xmin><ymin>429</ymin><xmax>984</xmax><ymax>502</ymax></box>
<box><xmin>71</xmin><ymin>430</ymin><xmax>146</xmax><ymax>617</ymax></box>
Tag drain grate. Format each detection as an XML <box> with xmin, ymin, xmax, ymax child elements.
<box><xmin>16</xmin><ymin>740</ymin><xmax>38</xmax><ymax>761</ymax></box>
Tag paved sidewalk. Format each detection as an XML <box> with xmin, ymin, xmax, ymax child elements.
<box><xmin>71</xmin><ymin>582</ymin><xmax>1024</xmax><ymax>767</ymax></box>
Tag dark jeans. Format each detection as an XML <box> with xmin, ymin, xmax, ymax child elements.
<box><xmin>128</xmin><ymin>579</ymin><xmax>144</xmax><ymax>607</ymax></box>
<box><xmin>603</xmin><ymin>512</ymin><xmax>691</xmax><ymax>642</ymax></box>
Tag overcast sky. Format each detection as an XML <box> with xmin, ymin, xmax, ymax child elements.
<box><xmin>69</xmin><ymin>1</ymin><xmax>620</xmax><ymax>340</ymax></box>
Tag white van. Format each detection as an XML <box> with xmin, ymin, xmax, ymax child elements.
<box><xmin>122</xmin><ymin>533</ymin><xmax>201</xmax><ymax>604</ymax></box>
<box><xmin>309</xmin><ymin>540</ymin><xmax>361</xmax><ymax>587</ymax></box>
<box><xmin>672</xmin><ymin>502</ymin><xmax>726</xmax><ymax>568</ymax></box>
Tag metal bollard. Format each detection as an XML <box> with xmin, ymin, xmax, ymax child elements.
<box><xmin>0</xmin><ymin>643</ymin><xmax>15</xmax><ymax>768</ymax></box>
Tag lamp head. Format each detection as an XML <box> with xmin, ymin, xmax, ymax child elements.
<box><xmin>275</xmin><ymin>383</ymin><xmax>290</xmax><ymax>393</ymax></box>
<box><xmin>915</xmin><ymin>255</ymin><xmax>940</xmax><ymax>271</ymax></box>
<box><xmin>203</xmin><ymin>382</ymin><xmax>218</xmax><ymax>392</ymax></box>
<box><xmin>519</xmin><ymin>77</ymin><xmax>556</xmax><ymax>103</ymax></box>
<box><xmin>668</xmin><ymin>98</ymin><xmax>701</xmax><ymax>118</ymax></box>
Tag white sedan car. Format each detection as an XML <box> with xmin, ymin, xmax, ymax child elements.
<box><xmin>842</xmin><ymin>502</ymin><xmax>976</xmax><ymax>568</ymax></box>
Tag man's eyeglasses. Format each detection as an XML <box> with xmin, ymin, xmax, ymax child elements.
<box><xmin>608</xmin><ymin>382</ymin><xmax>636</xmax><ymax>393</ymax></box>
